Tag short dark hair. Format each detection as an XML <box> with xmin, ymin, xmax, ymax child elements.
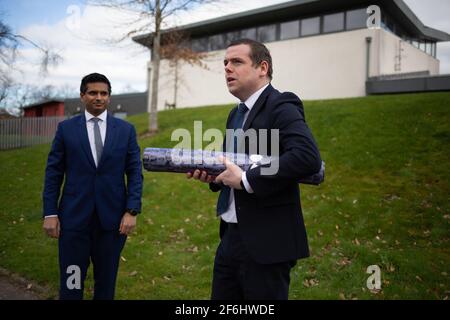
<box><xmin>80</xmin><ymin>73</ymin><xmax>111</xmax><ymax>94</ymax></box>
<box><xmin>227</xmin><ymin>39</ymin><xmax>273</xmax><ymax>79</ymax></box>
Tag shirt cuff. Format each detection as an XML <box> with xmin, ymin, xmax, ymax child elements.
<box><xmin>44</xmin><ymin>215</ymin><xmax>58</xmax><ymax>218</ymax></box>
<box><xmin>241</xmin><ymin>171</ymin><xmax>254</xmax><ymax>193</ymax></box>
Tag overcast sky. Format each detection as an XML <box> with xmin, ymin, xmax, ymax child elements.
<box><xmin>2</xmin><ymin>0</ymin><xmax>450</xmax><ymax>96</ymax></box>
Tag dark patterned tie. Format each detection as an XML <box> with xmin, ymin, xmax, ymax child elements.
<box><xmin>216</xmin><ymin>103</ymin><xmax>249</xmax><ymax>215</ymax></box>
<box><xmin>91</xmin><ymin>118</ymin><xmax>103</xmax><ymax>166</ymax></box>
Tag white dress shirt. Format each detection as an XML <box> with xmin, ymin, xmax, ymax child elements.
<box><xmin>85</xmin><ymin>109</ymin><xmax>107</xmax><ymax>167</ymax></box>
<box><xmin>220</xmin><ymin>83</ymin><xmax>270</xmax><ymax>223</ymax></box>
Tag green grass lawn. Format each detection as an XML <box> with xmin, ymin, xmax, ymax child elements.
<box><xmin>0</xmin><ymin>92</ymin><xmax>449</xmax><ymax>299</ymax></box>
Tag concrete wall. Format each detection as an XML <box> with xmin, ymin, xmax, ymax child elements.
<box><xmin>152</xmin><ymin>28</ymin><xmax>441</xmax><ymax>110</ymax></box>
<box><xmin>375</xmin><ymin>29</ymin><xmax>440</xmax><ymax>77</ymax></box>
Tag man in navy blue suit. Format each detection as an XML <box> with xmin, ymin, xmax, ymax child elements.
<box><xmin>188</xmin><ymin>39</ymin><xmax>321</xmax><ymax>299</ymax></box>
<box><xmin>43</xmin><ymin>73</ymin><xmax>143</xmax><ymax>300</ymax></box>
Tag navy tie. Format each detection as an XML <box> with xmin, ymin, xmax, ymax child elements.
<box><xmin>216</xmin><ymin>103</ymin><xmax>249</xmax><ymax>215</ymax></box>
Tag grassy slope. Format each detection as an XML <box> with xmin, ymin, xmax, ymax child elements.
<box><xmin>0</xmin><ymin>92</ymin><xmax>448</xmax><ymax>299</ymax></box>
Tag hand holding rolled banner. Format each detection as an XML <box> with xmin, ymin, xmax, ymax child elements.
<box><xmin>143</xmin><ymin>148</ymin><xmax>325</xmax><ymax>185</ymax></box>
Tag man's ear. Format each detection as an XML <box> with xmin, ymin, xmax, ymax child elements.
<box><xmin>259</xmin><ymin>60</ymin><xmax>269</xmax><ymax>77</ymax></box>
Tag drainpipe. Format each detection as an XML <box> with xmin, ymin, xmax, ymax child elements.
<box><xmin>365</xmin><ymin>36</ymin><xmax>372</xmax><ymax>95</ymax></box>
<box><xmin>365</xmin><ymin>37</ymin><xmax>372</xmax><ymax>80</ymax></box>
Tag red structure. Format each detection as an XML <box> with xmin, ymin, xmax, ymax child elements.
<box><xmin>23</xmin><ymin>99</ymin><xmax>65</xmax><ymax>117</ymax></box>
<box><xmin>21</xmin><ymin>99</ymin><xmax>66</xmax><ymax>138</ymax></box>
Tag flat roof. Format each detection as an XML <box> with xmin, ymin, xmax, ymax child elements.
<box><xmin>133</xmin><ymin>0</ymin><xmax>450</xmax><ymax>47</ymax></box>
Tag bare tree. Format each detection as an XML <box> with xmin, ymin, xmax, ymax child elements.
<box><xmin>0</xmin><ymin>18</ymin><xmax>63</xmax><ymax>109</ymax></box>
<box><xmin>89</xmin><ymin>0</ymin><xmax>218</xmax><ymax>135</ymax></box>
<box><xmin>160</xmin><ymin>31</ymin><xmax>208</xmax><ymax>108</ymax></box>
<box><xmin>0</xmin><ymin>74</ymin><xmax>13</xmax><ymax>106</ymax></box>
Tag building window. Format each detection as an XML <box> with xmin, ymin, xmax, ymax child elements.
<box><xmin>346</xmin><ymin>8</ymin><xmax>367</xmax><ymax>30</ymax></box>
<box><xmin>381</xmin><ymin>15</ymin><xmax>395</xmax><ymax>34</ymax></box>
<box><xmin>241</xmin><ymin>27</ymin><xmax>257</xmax><ymax>40</ymax></box>
<box><xmin>323</xmin><ymin>12</ymin><xmax>344</xmax><ymax>33</ymax></box>
<box><xmin>225</xmin><ymin>30</ymin><xmax>241</xmax><ymax>46</ymax></box>
<box><xmin>280</xmin><ymin>20</ymin><xmax>299</xmax><ymax>40</ymax></box>
<box><xmin>257</xmin><ymin>24</ymin><xmax>277</xmax><ymax>43</ymax></box>
<box><xmin>191</xmin><ymin>37</ymin><xmax>209</xmax><ymax>52</ymax></box>
<box><xmin>301</xmin><ymin>16</ymin><xmax>320</xmax><ymax>36</ymax></box>
<box><xmin>432</xmin><ymin>43</ymin><xmax>437</xmax><ymax>58</ymax></box>
<box><xmin>426</xmin><ymin>42</ymin><xmax>432</xmax><ymax>55</ymax></box>
<box><xmin>419</xmin><ymin>41</ymin><xmax>425</xmax><ymax>51</ymax></box>
<box><xmin>210</xmin><ymin>34</ymin><xmax>225</xmax><ymax>51</ymax></box>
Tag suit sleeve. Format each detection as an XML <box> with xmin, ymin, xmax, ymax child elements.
<box><xmin>125</xmin><ymin>125</ymin><xmax>143</xmax><ymax>212</ymax></box>
<box><xmin>42</xmin><ymin>122</ymin><xmax>65</xmax><ymax>217</ymax></box>
<box><xmin>209</xmin><ymin>182</ymin><xmax>222</xmax><ymax>192</ymax></box>
<box><xmin>246</xmin><ymin>98</ymin><xmax>322</xmax><ymax>197</ymax></box>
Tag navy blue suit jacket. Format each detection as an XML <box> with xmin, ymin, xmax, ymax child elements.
<box><xmin>43</xmin><ymin>113</ymin><xmax>143</xmax><ymax>231</ymax></box>
<box><xmin>210</xmin><ymin>84</ymin><xmax>322</xmax><ymax>264</ymax></box>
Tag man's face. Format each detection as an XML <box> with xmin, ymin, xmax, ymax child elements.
<box><xmin>224</xmin><ymin>44</ymin><xmax>267</xmax><ymax>101</ymax></box>
<box><xmin>80</xmin><ymin>82</ymin><xmax>110</xmax><ymax>116</ymax></box>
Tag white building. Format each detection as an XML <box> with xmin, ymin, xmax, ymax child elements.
<box><xmin>133</xmin><ymin>0</ymin><xmax>450</xmax><ymax>110</ymax></box>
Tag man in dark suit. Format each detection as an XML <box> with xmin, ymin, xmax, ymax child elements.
<box><xmin>42</xmin><ymin>73</ymin><xmax>143</xmax><ymax>300</ymax></box>
<box><xmin>188</xmin><ymin>39</ymin><xmax>321</xmax><ymax>299</ymax></box>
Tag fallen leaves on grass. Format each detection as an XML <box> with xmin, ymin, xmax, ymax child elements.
<box><xmin>336</xmin><ymin>257</ymin><xmax>352</xmax><ymax>267</ymax></box>
<box><xmin>303</xmin><ymin>278</ymin><xmax>319</xmax><ymax>288</ymax></box>
<box><xmin>387</xmin><ymin>264</ymin><xmax>395</xmax><ymax>272</ymax></box>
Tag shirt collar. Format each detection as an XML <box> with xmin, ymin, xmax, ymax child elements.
<box><xmin>85</xmin><ymin>109</ymin><xmax>107</xmax><ymax>123</ymax></box>
<box><xmin>242</xmin><ymin>83</ymin><xmax>270</xmax><ymax>111</ymax></box>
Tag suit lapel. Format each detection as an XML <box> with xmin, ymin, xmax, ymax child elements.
<box><xmin>98</xmin><ymin>113</ymin><xmax>117</xmax><ymax>168</ymax></box>
<box><xmin>78</xmin><ymin>114</ymin><xmax>96</xmax><ymax>169</ymax></box>
<box><xmin>223</xmin><ymin>107</ymin><xmax>237</xmax><ymax>152</ymax></box>
<box><xmin>243</xmin><ymin>84</ymin><xmax>273</xmax><ymax>131</ymax></box>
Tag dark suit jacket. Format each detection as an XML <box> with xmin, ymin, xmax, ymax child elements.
<box><xmin>43</xmin><ymin>113</ymin><xmax>143</xmax><ymax>231</ymax></box>
<box><xmin>210</xmin><ymin>84</ymin><xmax>321</xmax><ymax>264</ymax></box>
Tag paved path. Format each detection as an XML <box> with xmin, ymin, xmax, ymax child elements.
<box><xmin>0</xmin><ymin>268</ymin><xmax>49</xmax><ymax>300</ymax></box>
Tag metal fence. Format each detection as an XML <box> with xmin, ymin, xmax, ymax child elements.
<box><xmin>0</xmin><ymin>116</ymin><xmax>66</xmax><ymax>150</ymax></box>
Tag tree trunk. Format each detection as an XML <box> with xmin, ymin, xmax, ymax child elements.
<box><xmin>173</xmin><ymin>59</ymin><xmax>178</xmax><ymax>108</ymax></box>
<box><xmin>149</xmin><ymin>0</ymin><xmax>161</xmax><ymax>134</ymax></box>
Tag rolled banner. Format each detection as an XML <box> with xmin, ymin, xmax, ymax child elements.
<box><xmin>143</xmin><ymin>148</ymin><xmax>325</xmax><ymax>185</ymax></box>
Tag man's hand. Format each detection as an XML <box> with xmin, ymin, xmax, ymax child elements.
<box><xmin>43</xmin><ymin>216</ymin><xmax>60</xmax><ymax>239</ymax></box>
<box><xmin>186</xmin><ymin>169</ymin><xmax>216</xmax><ymax>183</ymax></box>
<box><xmin>119</xmin><ymin>212</ymin><xmax>137</xmax><ymax>235</ymax></box>
<box><xmin>215</xmin><ymin>156</ymin><xmax>243</xmax><ymax>190</ymax></box>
